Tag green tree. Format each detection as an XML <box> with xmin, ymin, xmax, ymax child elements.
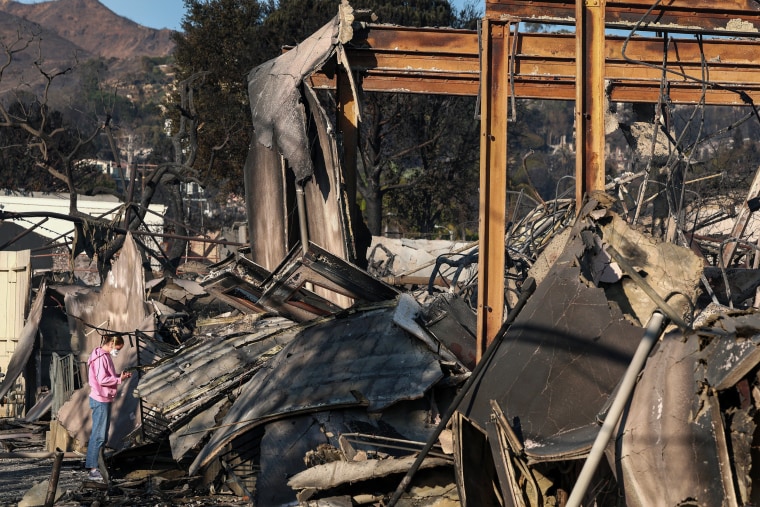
<box><xmin>364</xmin><ymin>93</ymin><xmax>480</xmax><ymax>237</ymax></box>
<box><xmin>172</xmin><ymin>0</ymin><xmax>476</xmax><ymax>233</ymax></box>
<box><xmin>172</xmin><ymin>0</ymin><xmax>272</xmax><ymax>194</ymax></box>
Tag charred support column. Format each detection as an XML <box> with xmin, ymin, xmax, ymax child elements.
<box><xmin>476</xmin><ymin>18</ymin><xmax>510</xmax><ymax>362</ymax></box>
<box><xmin>575</xmin><ymin>0</ymin><xmax>607</xmax><ymax>205</ymax></box>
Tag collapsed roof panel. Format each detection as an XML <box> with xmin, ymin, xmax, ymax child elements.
<box><xmin>202</xmin><ymin>241</ymin><xmax>399</xmax><ymax>322</ymax></box>
<box><xmin>169</xmin><ymin>397</ymin><xmax>227</xmax><ymax>462</ymax></box>
<box><xmin>615</xmin><ymin>311</ymin><xmax>760</xmax><ymax>506</ymax></box>
<box><xmin>457</xmin><ymin>213</ymin><xmax>647</xmax><ymax>456</ymax></box>
<box><xmin>201</xmin><ymin>249</ymin><xmax>273</xmax><ymax>314</ymax></box>
<box><xmin>189</xmin><ymin>300</ymin><xmax>448</xmax><ymax>475</ymax></box>
<box><xmin>451</xmin><ymin>200</ymin><xmax>705</xmax><ymax>504</ymax></box>
<box><xmin>615</xmin><ymin>331</ymin><xmax>733</xmax><ymax>506</ymax></box>
<box><xmin>134</xmin><ymin>315</ymin><xmax>298</xmax><ymax>444</ymax></box>
<box><xmin>258</xmin><ymin>242</ymin><xmax>399</xmax><ymax>311</ymax></box>
<box><xmin>256</xmin><ymin>243</ymin><xmax>354</xmax><ymax>320</ymax></box>
<box><xmin>135</xmin><ymin>316</ymin><xmax>296</xmax><ymax>409</ymax></box>
<box><xmin>243</xmin><ymin>11</ymin><xmax>369</xmax><ymax>279</ymax></box>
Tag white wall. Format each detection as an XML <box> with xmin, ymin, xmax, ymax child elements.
<box><xmin>0</xmin><ymin>193</ymin><xmax>165</xmax><ymax>241</ymax></box>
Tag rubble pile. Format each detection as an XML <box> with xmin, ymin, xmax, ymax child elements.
<box><xmin>5</xmin><ymin>3</ymin><xmax>760</xmax><ymax>507</ymax></box>
<box><xmin>5</xmin><ymin>188</ymin><xmax>760</xmax><ymax>506</ymax></box>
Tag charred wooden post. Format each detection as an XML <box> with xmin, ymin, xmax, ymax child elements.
<box><xmin>43</xmin><ymin>450</ymin><xmax>64</xmax><ymax>507</ymax></box>
<box><xmin>575</xmin><ymin>0</ymin><xmax>607</xmax><ymax>205</ymax></box>
<box><xmin>476</xmin><ymin>18</ymin><xmax>511</xmax><ymax>360</ymax></box>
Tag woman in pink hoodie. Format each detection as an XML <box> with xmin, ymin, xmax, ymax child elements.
<box><xmin>86</xmin><ymin>334</ymin><xmax>131</xmax><ymax>482</ymax></box>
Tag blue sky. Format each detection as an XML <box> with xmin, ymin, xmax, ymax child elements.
<box><xmin>19</xmin><ymin>0</ymin><xmax>477</xmax><ymax>31</ymax></box>
<box><xmin>100</xmin><ymin>0</ymin><xmax>186</xmax><ymax>30</ymax></box>
<box><xmin>16</xmin><ymin>0</ymin><xmax>187</xmax><ymax>30</ymax></box>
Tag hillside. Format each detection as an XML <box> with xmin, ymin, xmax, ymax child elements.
<box><xmin>0</xmin><ymin>9</ymin><xmax>90</xmax><ymax>94</ymax></box>
<box><xmin>1</xmin><ymin>0</ymin><xmax>174</xmax><ymax>59</ymax></box>
<box><xmin>0</xmin><ymin>0</ymin><xmax>176</xmax><ymax>118</ymax></box>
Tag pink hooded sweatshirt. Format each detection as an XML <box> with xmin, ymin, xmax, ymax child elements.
<box><xmin>88</xmin><ymin>347</ymin><xmax>122</xmax><ymax>403</ymax></box>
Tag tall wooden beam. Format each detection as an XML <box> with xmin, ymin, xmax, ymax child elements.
<box><xmin>476</xmin><ymin>19</ymin><xmax>510</xmax><ymax>359</ymax></box>
<box><xmin>576</xmin><ymin>0</ymin><xmax>607</xmax><ymax>203</ymax></box>
<box><xmin>309</xmin><ymin>30</ymin><xmax>760</xmax><ymax>105</ymax></box>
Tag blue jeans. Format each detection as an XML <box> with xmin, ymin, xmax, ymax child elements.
<box><xmin>86</xmin><ymin>398</ymin><xmax>111</xmax><ymax>469</ymax></box>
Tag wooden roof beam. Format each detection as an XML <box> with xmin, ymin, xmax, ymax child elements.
<box><xmin>309</xmin><ymin>27</ymin><xmax>760</xmax><ymax>105</ymax></box>
<box><xmin>487</xmin><ymin>0</ymin><xmax>760</xmax><ymax>35</ymax></box>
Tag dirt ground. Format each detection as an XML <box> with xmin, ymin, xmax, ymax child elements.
<box><xmin>0</xmin><ymin>450</ymin><xmax>85</xmax><ymax>506</ymax></box>
<box><xmin>0</xmin><ymin>446</ymin><xmax>251</xmax><ymax>506</ymax></box>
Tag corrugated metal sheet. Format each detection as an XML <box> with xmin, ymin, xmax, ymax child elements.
<box><xmin>189</xmin><ymin>300</ymin><xmax>446</xmax><ymax>475</ymax></box>
<box><xmin>134</xmin><ymin>315</ymin><xmax>298</xmax><ymax>452</ymax></box>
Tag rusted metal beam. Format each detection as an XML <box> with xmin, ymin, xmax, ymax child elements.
<box><xmin>309</xmin><ymin>28</ymin><xmax>760</xmax><ymax>105</ymax></box>
<box><xmin>310</xmin><ymin>25</ymin><xmax>480</xmax><ymax>96</ymax></box>
<box><xmin>575</xmin><ymin>0</ymin><xmax>607</xmax><ymax>202</ymax></box>
<box><xmin>486</xmin><ymin>0</ymin><xmax>760</xmax><ymax>35</ymax></box>
<box><xmin>313</xmin><ymin>74</ymin><xmax>760</xmax><ymax>106</ymax></box>
<box><xmin>476</xmin><ymin>18</ymin><xmax>510</xmax><ymax>360</ymax></box>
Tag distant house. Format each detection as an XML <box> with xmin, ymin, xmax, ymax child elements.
<box><xmin>77</xmin><ymin>158</ymin><xmax>118</xmax><ymax>178</ymax></box>
<box><xmin>76</xmin><ymin>159</ymin><xmax>159</xmax><ymax>193</ymax></box>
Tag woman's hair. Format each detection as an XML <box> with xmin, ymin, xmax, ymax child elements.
<box><xmin>101</xmin><ymin>334</ymin><xmax>125</xmax><ymax>347</ymax></box>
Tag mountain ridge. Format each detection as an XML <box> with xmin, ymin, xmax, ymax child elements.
<box><xmin>1</xmin><ymin>0</ymin><xmax>175</xmax><ymax>60</ymax></box>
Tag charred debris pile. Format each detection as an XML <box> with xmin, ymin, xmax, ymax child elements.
<box><xmin>5</xmin><ymin>5</ymin><xmax>760</xmax><ymax>507</ymax></box>
<box><xmin>4</xmin><ymin>191</ymin><xmax>760</xmax><ymax>505</ymax></box>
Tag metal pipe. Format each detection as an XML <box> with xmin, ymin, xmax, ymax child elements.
<box><xmin>565</xmin><ymin>311</ymin><xmax>666</xmax><ymax>507</ymax></box>
<box><xmin>0</xmin><ymin>217</ymin><xmax>49</xmax><ymax>250</ymax></box>
<box><xmin>296</xmin><ymin>185</ymin><xmax>309</xmax><ymax>255</ymax></box>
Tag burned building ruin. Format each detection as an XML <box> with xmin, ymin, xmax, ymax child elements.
<box><xmin>4</xmin><ymin>0</ymin><xmax>760</xmax><ymax>505</ymax></box>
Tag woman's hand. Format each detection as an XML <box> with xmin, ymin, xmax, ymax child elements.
<box><xmin>120</xmin><ymin>371</ymin><xmax>132</xmax><ymax>381</ymax></box>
